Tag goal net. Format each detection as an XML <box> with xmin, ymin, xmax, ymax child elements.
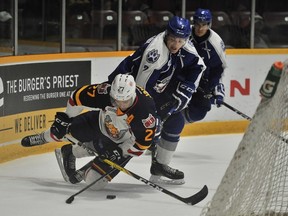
<box><xmin>200</xmin><ymin>60</ymin><xmax>288</xmax><ymax>216</ymax></box>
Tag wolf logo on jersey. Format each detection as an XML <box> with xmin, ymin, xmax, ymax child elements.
<box><xmin>146</xmin><ymin>49</ymin><xmax>160</xmax><ymax>64</ymax></box>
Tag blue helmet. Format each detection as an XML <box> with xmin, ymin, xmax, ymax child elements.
<box><xmin>193</xmin><ymin>8</ymin><xmax>212</xmax><ymax>24</ymax></box>
<box><xmin>166</xmin><ymin>16</ymin><xmax>191</xmax><ymax>38</ymax></box>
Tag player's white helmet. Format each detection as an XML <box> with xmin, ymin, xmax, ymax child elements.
<box><xmin>110</xmin><ymin>74</ymin><xmax>136</xmax><ymax>102</ymax></box>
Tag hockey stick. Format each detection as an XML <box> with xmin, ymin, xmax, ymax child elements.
<box><xmin>162</xmin><ymin>106</ymin><xmax>176</xmax><ymax>123</ymax></box>
<box><xmin>222</xmin><ymin>101</ymin><xmax>252</xmax><ymax>120</ymax></box>
<box><xmin>222</xmin><ymin>101</ymin><xmax>288</xmax><ymax>144</ymax></box>
<box><xmin>65</xmin><ymin>157</ymin><xmax>130</xmax><ymax>204</ymax></box>
<box><xmin>66</xmin><ymin>105</ymin><xmax>175</xmax><ymax>197</ymax></box>
<box><xmin>65</xmin><ymin>135</ymin><xmax>209</xmax><ymax>205</ymax></box>
<box><xmin>197</xmin><ymin>87</ymin><xmax>252</xmax><ymax>120</ymax></box>
<box><xmin>198</xmin><ymin>87</ymin><xmax>288</xmax><ymax>144</ymax></box>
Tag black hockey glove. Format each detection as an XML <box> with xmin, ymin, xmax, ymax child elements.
<box><xmin>51</xmin><ymin>112</ymin><xmax>72</xmax><ymax>139</ymax></box>
<box><xmin>100</xmin><ymin>146</ymin><xmax>123</xmax><ymax>163</ymax></box>
<box><xmin>210</xmin><ymin>83</ymin><xmax>225</xmax><ymax>107</ymax></box>
<box><xmin>172</xmin><ymin>81</ymin><xmax>195</xmax><ymax>113</ymax></box>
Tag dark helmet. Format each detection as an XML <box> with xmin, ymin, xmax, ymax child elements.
<box><xmin>166</xmin><ymin>16</ymin><xmax>191</xmax><ymax>38</ymax></box>
<box><xmin>193</xmin><ymin>8</ymin><xmax>212</xmax><ymax>24</ymax></box>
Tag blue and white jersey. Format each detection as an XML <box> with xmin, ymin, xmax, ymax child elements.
<box><xmin>109</xmin><ymin>31</ymin><xmax>206</xmax><ymax>110</ymax></box>
<box><xmin>190</xmin><ymin>27</ymin><xmax>227</xmax><ymax>91</ymax></box>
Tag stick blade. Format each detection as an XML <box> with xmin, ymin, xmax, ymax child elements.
<box><xmin>66</xmin><ymin>196</ymin><xmax>74</xmax><ymax>204</ymax></box>
<box><xmin>184</xmin><ymin>185</ymin><xmax>209</xmax><ymax>205</ymax></box>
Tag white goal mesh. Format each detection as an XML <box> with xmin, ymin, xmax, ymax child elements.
<box><xmin>200</xmin><ymin>60</ymin><xmax>288</xmax><ymax>216</ymax></box>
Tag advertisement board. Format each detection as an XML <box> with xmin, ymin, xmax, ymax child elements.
<box><xmin>0</xmin><ymin>61</ymin><xmax>91</xmax><ymax>116</ymax></box>
<box><xmin>0</xmin><ymin>60</ymin><xmax>91</xmax><ymax>146</ymax></box>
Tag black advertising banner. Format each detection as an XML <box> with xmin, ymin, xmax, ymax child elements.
<box><xmin>0</xmin><ymin>61</ymin><xmax>91</xmax><ymax>116</ymax></box>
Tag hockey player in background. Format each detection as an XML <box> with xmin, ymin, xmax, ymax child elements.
<box><xmin>21</xmin><ymin>74</ymin><xmax>157</xmax><ymax>190</ymax></box>
<box><xmin>108</xmin><ymin>16</ymin><xmax>206</xmax><ymax>184</ymax></box>
<box><xmin>183</xmin><ymin>8</ymin><xmax>227</xmax><ymax>124</ymax></box>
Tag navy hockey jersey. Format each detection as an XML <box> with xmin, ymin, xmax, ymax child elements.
<box><xmin>108</xmin><ymin>31</ymin><xmax>206</xmax><ymax>115</ymax></box>
<box><xmin>67</xmin><ymin>83</ymin><xmax>157</xmax><ymax>157</ymax></box>
<box><xmin>190</xmin><ymin>27</ymin><xmax>227</xmax><ymax>91</ymax></box>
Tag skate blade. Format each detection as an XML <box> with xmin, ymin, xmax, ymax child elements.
<box><xmin>55</xmin><ymin>148</ymin><xmax>70</xmax><ymax>182</ymax></box>
<box><xmin>149</xmin><ymin>175</ymin><xmax>185</xmax><ymax>185</ymax></box>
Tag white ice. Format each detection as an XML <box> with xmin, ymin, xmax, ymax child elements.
<box><xmin>0</xmin><ymin>134</ymin><xmax>243</xmax><ymax>216</ymax></box>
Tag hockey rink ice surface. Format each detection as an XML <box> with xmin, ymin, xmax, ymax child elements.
<box><xmin>0</xmin><ymin>134</ymin><xmax>243</xmax><ymax>216</ymax></box>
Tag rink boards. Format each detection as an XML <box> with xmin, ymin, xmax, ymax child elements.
<box><xmin>0</xmin><ymin>49</ymin><xmax>287</xmax><ymax>163</ymax></box>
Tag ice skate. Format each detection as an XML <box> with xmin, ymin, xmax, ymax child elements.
<box><xmin>55</xmin><ymin>144</ymin><xmax>76</xmax><ymax>183</ymax></box>
<box><xmin>149</xmin><ymin>159</ymin><xmax>185</xmax><ymax>185</ymax></box>
<box><xmin>21</xmin><ymin>132</ymin><xmax>47</xmax><ymax>147</ymax></box>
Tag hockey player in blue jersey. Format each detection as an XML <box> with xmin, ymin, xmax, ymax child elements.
<box><xmin>108</xmin><ymin>16</ymin><xmax>206</xmax><ymax>184</ymax></box>
<box><xmin>183</xmin><ymin>8</ymin><xmax>227</xmax><ymax>124</ymax></box>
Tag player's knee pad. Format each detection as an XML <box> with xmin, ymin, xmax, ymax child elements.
<box><xmin>84</xmin><ymin>167</ymin><xmax>108</xmax><ymax>190</ymax></box>
<box><xmin>160</xmin><ymin>113</ymin><xmax>183</xmax><ymax>143</ymax></box>
<box><xmin>163</xmin><ymin>112</ymin><xmax>185</xmax><ymax>134</ymax></box>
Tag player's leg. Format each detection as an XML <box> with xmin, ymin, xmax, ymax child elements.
<box><xmin>21</xmin><ymin>111</ymin><xmax>76</xmax><ymax>147</ymax></box>
<box><xmin>84</xmin><ymin>153</ymin><xmax>131</xmax><ymax>190</ymax></box>
<box><xmin>21</xmin><ymin>110</ymin><xmax>102</xmax><ymax>147</ymax></box>
<box><xmin>21</xmin><ymin>129</ymin><xmax>53</xmax><ymax>147</ymax></box>
<box><xmin>150</xmin><ymin>112</ymin><xmax>185</xmax><ymax>184</ymax></box>
<box><xmin>55</xmin><ymin>111</ymin><xmax>103</xmax><ymax>183</ymax></box>
<box><xmin>182</xmin><ymin>91</ymin><xmax>211</xmax><ymax>123</ymax></box>
<box><xmin>55</xmin><ymin>142</ymin><xmax>95</xmax><ymax>183</ymax></box>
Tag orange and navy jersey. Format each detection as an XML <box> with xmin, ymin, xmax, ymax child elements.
<box><xmin>70</xmin><ymin>83</ymin><xmax>112</xmax><ymax>110</ymax></box>
<box><xmin>69</xmin><ymin>82</ymin><xmax>157</xmax><ymax>157</ymax></box>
